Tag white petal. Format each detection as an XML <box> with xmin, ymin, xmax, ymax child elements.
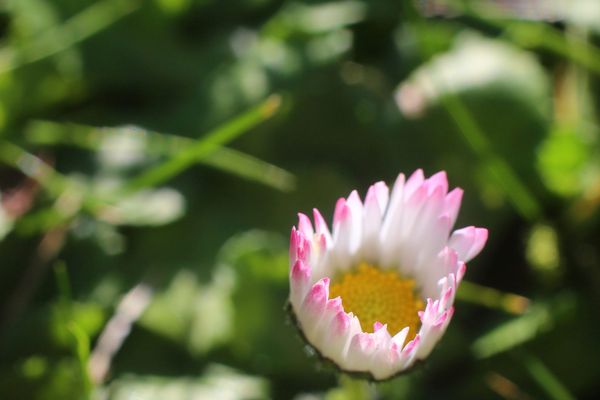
<box><xmin>289</xmin><ymin>259</ymin><xmax>311</xmax><ymax>309</ymax></box>
<box><xmin>298</xmin><ymin>212</ymin><xmax>314</xmax><ymax>237</ymax></box>
<box><xmin>361</xmin><ymin>182</ymin><xmax>388</xmax><ymax>262</ymax></box>
<box><xmin>345</xmin><ymin>332</ymin><xmax>378</xmax><ymax>371</ymax></box>
<box><xmin>449</xmin><ymin>226</ymin><xmax>488</xmax><ymax>262</ymax></box>
<box><xmin>313</xmin><ymin>208</ymin><xmax>332</xmax><ymax>246</ymax></box>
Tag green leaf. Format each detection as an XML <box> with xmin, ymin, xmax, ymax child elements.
<box><xmin>105</xmin><ymin>365</ymin><xmax>269</xmax><ymax>400</ymax></box>
<box><xmin>537</xmin><ymin>128</ymin><xmax>589</xmax><ymax>197</ymax></box>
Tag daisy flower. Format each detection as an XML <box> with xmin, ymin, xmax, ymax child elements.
<box><xmin>288</xmin><ymin>170</ymin><xmax>487</xmax><ymax>380</ymax></box>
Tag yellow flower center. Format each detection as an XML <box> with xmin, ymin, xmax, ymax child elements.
<box><xmin>330</xmin><ymin>263</ymin><xmax>424</xmax><ymax>339</ymax></box>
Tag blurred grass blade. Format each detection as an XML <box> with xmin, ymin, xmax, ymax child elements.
<box><xmin>457</xmin><ymin>3</ymin><xmax>600</xmax><ymax>77</ymax></box>
<box><xmin>408</xmin><ymin>19</ymin><xmax>543</xmax><ymax>220</ymax></box>
<box><xmin>485</xmin><ymin>372</ymin><xmax>533</xmax><ymax>400</ymax></box>
<box><xmin>472</xmin><ymin>293</ymin><xmax>575</xmax><ymax>359</ymax></box>
<box><xmin>16</xmin><ymin>207</ymin><xmax>67</xmax><ymax>235</ymax></box>
<box><xmin>472</xmin><ymin>305</ymin><xmax>550</xmax><ymax>359</ymax></box>
<box><xmin>205</xmin><ymin>148</ymin><xmax>295</xmax><ymax>192</ymax></box>
<box><xmin>68</xmin><ymin>322</ymin><xmax>93</xmax><ymax>396</ymax></box>
<box><xmin>457</xmin><ymin>281</ymin><xmax>530</xmax><ymax>315</ymax></box>
<box><xmin>504</xmin><ymin>23</ymin><xmax>600</xmax><ymax>77</ymax></box>
<box><xmin>53</xmin><ymin>261</ymin><xmax>72</xmax><ymax>307</ymax></box>
<box><xmin>53</xmin><ymin>263</ymin><xmax>93</xmax><ymax>395</ymax></box>
<box><xmin>521</xmin><ymin>352</ymin><xmax>576</xmax><ymax>400</ymax></box>
<box><xmin>0</xmin><ymin>140</ymin><xmax>107</xmax><ymax>218</ymax></box>
<box><xmin>0</xmin><ymin>140</ymin><xmax>69</xmax><ymax>197</ymax></box>
<box><xmin>124</xmin><ymin>94</ymin><xmax>282</xmax><ymax>193</ymax></box>
<box><xmin>0</xmin><ymin>0</ymin><xmax>139</xmax><ymax>74</ymax></box>
<box><xmin>25</xmin><ymin>119</ymin><xmax>296</xmax><ymax>191</ymax></box>
<box><xmin>441</xmin><ymin>95</ymin><xmax>542</xmax><ymax>220</ymax></box>
<box><xmin>89</xmin><ymin>284</ymin><xmax>153</xmax><ymax>385</ymax></box>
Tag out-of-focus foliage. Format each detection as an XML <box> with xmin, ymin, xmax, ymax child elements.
<box><xmin>1</xmin><ymin>0</ymin><xmax>600</xmax><ymax>399</ymax></box>
<box><xmin>105</xmin><ymin>365</ymin><xmax>270</xmax><ymax>400</ymax></box>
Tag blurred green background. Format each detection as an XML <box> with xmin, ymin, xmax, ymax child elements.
<box><xmin>1</xmin><ymin>0</ymin><xmax>600</xmax><ymax>398</ymax></box>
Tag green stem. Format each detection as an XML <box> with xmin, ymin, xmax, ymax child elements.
<box><xmin>453</xmin><ymin>1</ymin><xmax>600</xmax><ymax>77</ymax></box>
<box><xmin>521</xmin><ymin>352</ymin><xmax>576</xmax><ymax>400</ymax></box>
<box><xmin>0</xmin><ymin>0</ymin><xmax>140</xmax><ymax>74</ymax></box>
<box><xmin>123</xmin><ymin>94</ymin><xmax>282</xmax><ymax>193</ymax></box>
<box><xmin>0</xmin><ymin>140</ymin><xmax>108</xmax><ymax>220</ymax></box>
<box><xmin>457</xmin><ymin>281</ymin><xmax>530</xmax><ymax>315</ymax></box>
<box><xmin>25</xmin><ymin>119</ymin><xmax>296</xmax><ymax>192</ymax></box>
<box><xmin>440</xmin><ymin>95</ymin><xmax>542</xmax><ymax>221</ymax></box>
<box><xmin>331</xmin><ymin>375</ymin><xmax>376</xmax><ymax>400</ymax></box>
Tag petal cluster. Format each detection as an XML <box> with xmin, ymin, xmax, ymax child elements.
<box><xmin>289</xmin><ymin>170</ymin><xmax>487</xmax><ymax>380</ymax></box>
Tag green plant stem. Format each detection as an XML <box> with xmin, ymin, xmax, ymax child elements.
<box><xmin>0</xmin><ymin>0</ymin><xmax>140</xmax><ymax>74</ymax></box>
<box><xmin>25</xmin><ymin>119</ymin><xmax>296</xmax><ymax>192</ymax></box>
<box><xmin>330</xmin><ymin>375</ymin><xmax>376</xmax><ymax>400</ymax></box>
<box><xmin>440</xmin><ymin>95</ymin><xmax>542</xmax><ymax>221</ymax></box>
<box><xmin>0</xmin><ymin>140</ymin><xmax>108</xmax><ymax>219</ymax></box>
<box><xmin>457</xmin><ymin>281</ymin><xmax>530</xmax><ymax>315</ymax></box>
<box><xmin>411</xmin><ymin>15</ymin><xmax>542</xmax><ymax>221</ymax></box>
<box><xmin>521</xmin><ymin>352</ymin><xmax>576</xmax><ymax>400</ymax></box>
<box><xmin>452</xmin><ymin>1</ymin><xmax>600</xmax><ymax>77</ymax></box>
<box><xmin>123</xmin><ymin>94</ymin><xmax>282</xmax><ymax>193</ymax></box>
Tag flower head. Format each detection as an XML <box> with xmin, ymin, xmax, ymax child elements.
<box><xmin>288</xmin><ymin>170</ymin><xmax>487</xmax><ymax>380</ymax></box>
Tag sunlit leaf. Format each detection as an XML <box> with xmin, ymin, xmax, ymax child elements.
<box><xmin>0</xmin><ymin>194</ymin><xmax>14</xmax><ymax>240</ymax></box>
<box><xmin>395</xmin><ymin>31</ymin><xmax>549</xmax><ymax>118</ymax></box>
<box><xmin>105</xmin><ymin>364</ymin><xmax>269</xmax><ymax>400</ymax></box>
<box><xmin>140</xmin><ymin>269</ymin><xmax>235</xmax><ymax>354</ymax></box>
<box><xmin>537</xmin><ymin>128</ymin><xmax>590</xmax><ymax>197</ymax></box>
<box><xmin>526</xmin><ymin>223</ymin><xmax>560</xmax><ymax>273</ymax></box>
<box><xmin>105</xmin><ymin>187</ymin><xmax>186</xmax><ymax>227</ymax></box>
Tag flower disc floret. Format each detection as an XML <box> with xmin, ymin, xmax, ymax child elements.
<box><xmin>330</xmin><ymin>263</ymin><xmax>423</xmax><ymax>340</ymax></box>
